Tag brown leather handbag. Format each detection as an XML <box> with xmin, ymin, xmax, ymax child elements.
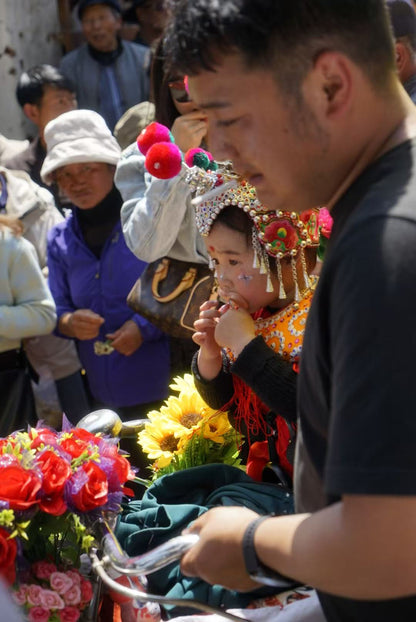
<box><xmin>127</xmin><ymin>257</ymin><xmax>217</xmax><ymax>338</ymax></box>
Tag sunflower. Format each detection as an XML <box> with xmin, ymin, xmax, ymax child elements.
<box><xmin>169</xmin><ymin>373</ymin><xmax>196</xmax><ymax>395</ymax></box>
<box><xmin>202</xmin><ymin>412</ymin><xmax>234</xmax><ymax>444</ymax></box>
<box><xmin>156</xmin><ymin>375</ymin><xmax>220</xmax><ymax>433</ymax></box>
<box><xmin>140</xmin><ymin>374</ymin><xmax>243</xmax><ymax>480</ymax></box>
<box><xmin>138</xmin><ymin>418</ymin><xmax>187</xmax><ymax>468</ymax></box>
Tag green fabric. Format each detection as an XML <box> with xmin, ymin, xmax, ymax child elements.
<box><xmin>116</xmin><ymin>464</ymin><xmax>294</xmax><ymax>616</ymax></box>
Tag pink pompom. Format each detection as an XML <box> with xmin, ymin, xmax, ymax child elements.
<box><xmin>137</xmin><ymin>122</ymin><xmax>173</xmax><ymax>156</ymax></box>
<box><xmin>145</xmin><ymin>142</ymin><xmax>183</xmax><ymax>179</ymax></box>
<box><xmin>184</xmin><ymin>148</ymin><xmax>211</xmax><ymax>167</ymax></box>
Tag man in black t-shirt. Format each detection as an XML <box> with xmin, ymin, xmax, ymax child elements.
<box><xmin>161</xmin><ymin>2</ymin><xmax>416</xmax><ymax>621</ymax></box>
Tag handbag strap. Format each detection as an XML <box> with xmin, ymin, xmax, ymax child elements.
<box><xmin>151</xmin><ymin>258</ymin><xmax>198</xmax><ymax>303</ymax></box>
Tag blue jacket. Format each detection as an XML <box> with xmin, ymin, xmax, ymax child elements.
<box><xmin>47</xmin><ymin>213</ymin><xmax>170</xmax><ymax>408</ymax></box>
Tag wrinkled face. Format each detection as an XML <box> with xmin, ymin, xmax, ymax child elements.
<box><xmin>81</xmin><ymin>4</ymin><xmax>121</xmax><ymax>52</ymax></box>
<box><xmin>206</xmin><ymin>222</ymin><xmax>294</xmax><ymax>313</ymax></box>
<box><xmin>55</xmin><ymin>162</ymin><xmax>114</xmax><ymax>209</ymax></box>
<box><xmin>188</xmin><ymin>53</ymin><xmax>330</xmax><ymax>213</ymax></box>
<box><xmin>36</xmin><ymin>87</ymin><xmax>77</xmax><ymax>134</ymax></box>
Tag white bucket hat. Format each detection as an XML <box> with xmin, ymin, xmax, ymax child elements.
<box><xmin>41</xmin><ymin>110</ymin><xmax>122</xmax><ymax>185</ymax></box>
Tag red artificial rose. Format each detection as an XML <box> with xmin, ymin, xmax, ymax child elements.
<box><xmin>0</xmin><ymin>464</ymin><xmax>41</xmax><ymax>510</ymax></box>
<box><xmin>0</xmin><ymin>527</ymin><xmax>17</xmax><ymax>585</ymax></box>
<box><xmin>70</xmin><ymin>429</ymin><xmax>98</xmax><ymax>444</ymax></box>
<box><xmin>30</xmin><ymin>428</ymin><xmax>58</xmax><ymax>450</ymax></box>
<box><xmin>39</xmin><ymin>492</ymin><xmax>68</xmax><ymax>516</ymax></box>
<box><xmin>59</xmin><ymin>437</ymin><xmax>90</xmax><ymax>459</ymax></box>
<box><xmin>37</xmin><ymin>450</ymin><xmax>72</xmax><ymax>495</ymax></box>
<box><xmin>71</xmin><ymin>461</ymin><xmax>108</xmax><ymax>512</ymax></box>
<box><xmin>103</xmin><ymin>445</ymin><xmax>134</xmax><ymax>489</ymax></box>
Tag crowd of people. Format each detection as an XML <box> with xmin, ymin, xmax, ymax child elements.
<box><xmin>1</xmin><ymin>0</ymin><xmax>416</xmax><ymax>620</ymax></box>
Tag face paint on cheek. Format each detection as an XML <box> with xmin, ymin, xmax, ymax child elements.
<box><xmin>237</xmin><ymin>272</ymin><xmax>254</xmax><ymax>284</ymax></box>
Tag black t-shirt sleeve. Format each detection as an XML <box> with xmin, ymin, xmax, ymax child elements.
<box><xmin>325</xmin><ymin>215</ymin><xmax>416</xmax><ymax>496</ymax></box>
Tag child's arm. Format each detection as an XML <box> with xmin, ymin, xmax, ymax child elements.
<box><xmin>193</xmin><ymin>300</ymin><xmax>223</xmax><ymax>380</ymax></box>
<box><xmin>215</xmin><ymin>306</ymin><xmax>297</xmax><ymax>423</ymax></box>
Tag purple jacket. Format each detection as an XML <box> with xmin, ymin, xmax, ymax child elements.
<box><xmin>47</xmin><ymin>213</ymin><xmax>170</xmax><ymax>408</ymax></box>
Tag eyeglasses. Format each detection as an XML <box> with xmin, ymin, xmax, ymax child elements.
<box><xmin>168</xmin><ymin>79</ymin><xmax>192</xmax><ymax>104</ymax></box>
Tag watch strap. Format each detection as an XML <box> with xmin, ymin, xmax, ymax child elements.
<box><xmin>242</xmin><ymin>515</ymin><xmax>299</xmax><ymax>589</ymax></box>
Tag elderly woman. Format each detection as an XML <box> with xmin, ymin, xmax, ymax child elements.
<box><xmin>41</xmin><ymin>110</ymin><xmax>170</xmax><ymax>433</ymax></box>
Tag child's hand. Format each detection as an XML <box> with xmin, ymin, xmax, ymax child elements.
<box><xmin>215</xmin><ymin>306</ymin><xmax>256</xmax><ymax>357</ymax></box>
<box><xmin>171</xmin><ymin>111</ymin><xmax>208</xmax><ymax>152</ymax></box>
<box><xmin>193</xmin><ymin>300</ymin><xmax>221</xmax><ymax>357</ymax></box>
<box><xmin>193</xmin><ymin>300</ymin><xmax>223</xmax><ymax>380</ymax></box>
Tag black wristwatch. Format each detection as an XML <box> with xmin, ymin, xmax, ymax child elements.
<box><xmin>242</xmin><ymin>515</ymin><xmax>299</xmax><ymax>588</ymax></box>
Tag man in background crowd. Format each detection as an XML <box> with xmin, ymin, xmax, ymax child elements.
<box><xmin>1</xmin><ymin>64</ymin><xmax>76</xmax><ymax>213</ymax></box>
<box><xmin>387</xmin><ymin>0</ymin><xmax>416</xmax><ymax>102</ymax></box>
<box><xmin>60</xmin><ymin>0</ymin><xmax>150</xmax><ymax>131</ymax></box>
<box><xmin>123</xmin><ymin>0</ymin><xmax>168</xmax><ymax>48</ymax></box>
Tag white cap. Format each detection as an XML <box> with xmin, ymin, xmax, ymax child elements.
<box><xmin>41</xmin><ymin>109</ymin><xmax>122</xmax><ymax>185</ymax></box>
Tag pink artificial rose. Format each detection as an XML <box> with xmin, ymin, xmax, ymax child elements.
<box><xmin>32</xmin><ymin>561</ymin><xmax>57</xmax><ymax>580</ymax></box>
<box><xmin>28</xmin><ymin>606</ymin><xmax>50</xmax><ymax>622</ymax></box>
<box><xmin>80</xmin><ymin>577</ymin><xmax>93</xmax><ymax>603</ymax></box>
<box><xmin>27</xmin><ymin>584</ymin><xmax>44</xmax><ymax>606</ymax></box>
<box><xmin>59</xmin><ymin>606</ymin><xmax>81</xmax><ymax>622</ymax></box>
<box><xmin>12</xmin><ymin>584</ymin><xmax>29</xmax><ymax>606</ymax></box>
<box><xmin>63</xmin><ymin>584</ymin><xmax>81</xmax><ymax>606</ymax></box>
<box><xmin>50</xmin><ymin>571</ymin><xmax>74</xmax><ymax>595</ymax></box>
<box><xmin>39</xmin><ymin>588</ymin><xmax>65</xmax><ymax>610</ymax></box>
<box><xmin>318</xmin><ymin>207</ymin><xmax>333</xmax><ymax>238</ymax></box>
<box><xmin>65</xmin><ymin>570</ymin><xmax>81</xmax><ymax>586</ymax></box>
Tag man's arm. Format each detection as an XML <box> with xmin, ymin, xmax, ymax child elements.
<box><xmin>181</xmin><ymin>495</ymin><xmax>416</xmax><ymax>600</ymax></box>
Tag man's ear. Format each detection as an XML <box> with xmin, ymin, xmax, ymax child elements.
<box><xmin>395</xmin><ymin>41</ymin><xmax>409</xmax><ymax>77</ymax></box>
<box><xmin>23</xmin><ymin>102</ymin><xmax>40</xmax><ymax>125</ymax></box>
<box><xmin>310</xmin><ymin>51</ymin><xmax>353</xmax><ymax>119</ymax></box>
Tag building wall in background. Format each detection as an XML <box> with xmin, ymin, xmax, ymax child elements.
<box><xmin>0</xmin><ymin>0</ymin><xmax>61</xmax><ymax>139</ymax></box>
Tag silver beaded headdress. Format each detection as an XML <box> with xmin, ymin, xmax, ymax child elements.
<box><xmin>190</xmin><ymin>169</ymin><xmax>320</xmax><ymax>298</ymax></box>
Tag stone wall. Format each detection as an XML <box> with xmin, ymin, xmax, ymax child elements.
<box><xmin>0</xmin><ymin>0</ymin><xmax>62</xmax><ymax>139</ymax></box>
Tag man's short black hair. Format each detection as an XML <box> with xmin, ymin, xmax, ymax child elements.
<box><xmin>16</xmin><ymin>64</ymin><xmax>75</xmax><ymax>108</ymax></box>
<box><xmin>164</xmin><ymin>0</ymin><xmax>396</xmax><ymax>97</ymax></box>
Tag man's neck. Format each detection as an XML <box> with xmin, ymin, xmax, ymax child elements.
<box><xmin>326</xmin><ymin>90</ymin><xmax>416</xmax><ymax>211</ymax></box>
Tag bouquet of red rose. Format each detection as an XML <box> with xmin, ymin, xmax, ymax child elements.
<box><xmin>0</xmin><ymin>420</ymin><xmax>135</xmax><ymax>621</ymax></box>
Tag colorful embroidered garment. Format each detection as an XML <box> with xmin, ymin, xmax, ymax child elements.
<box><xmin>224</xmin><ymin>283</ymin><xmax>316</xmax><ymax>483</ymax></box>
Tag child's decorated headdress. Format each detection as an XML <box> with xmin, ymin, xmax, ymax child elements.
<box><xmin>137</xmin><ymin>122</ymin><xmax>331</xmax><ymax>300</ymax></box>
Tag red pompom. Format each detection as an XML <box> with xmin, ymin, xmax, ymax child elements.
<box><xmin>145</xmin><ymin>142</ymin><xmax>183</xmax><ymax>179</ymax></box>
<box><xmin>137</xmin><ymin>122</ymin><xmax>173</xmax><ymax>156</ymax></box>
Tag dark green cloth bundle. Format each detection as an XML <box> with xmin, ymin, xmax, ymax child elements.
<box><xmin>116</xmin><ymin>464</ymin><xmax>294</xmax><ymax>616</ymax></box>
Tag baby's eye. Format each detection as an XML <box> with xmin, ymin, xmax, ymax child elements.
<box><xmin>228</xmin><ymin>259</ymin><xmax>240</xmax><ymax>266</ymax></box>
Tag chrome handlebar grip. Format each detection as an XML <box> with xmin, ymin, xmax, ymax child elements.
<box><xmin>103</xmin><ymin>533</ymin><xmax>199</xmax><ymax>576</ymax></box>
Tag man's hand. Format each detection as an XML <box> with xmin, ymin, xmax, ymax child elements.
<box><xmin>106</xmin><ymin>320</ymin><xmax>143</xmax><ymax>356</ymax></box>
<box><xmin>60</xmin><ymin>309</ymin><xmax>104</xmax><ymax>340</ymax></box>
<box><xmin>180</xmin><ymin>507</ymin><xmax>262</xmax><ymax>591</ymax></box>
